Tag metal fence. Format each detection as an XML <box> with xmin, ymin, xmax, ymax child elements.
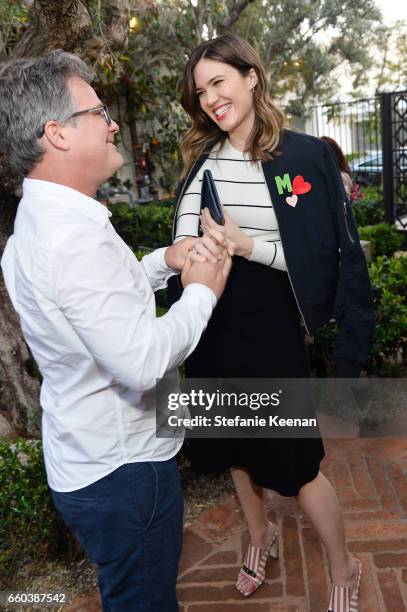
<box><xmin>307</xmin><ymin>96</ymin><xmax>382</xmax><ymax>166</ymax></box>
<box><xmin>306</xmin><ymin>92</ymin><xmax>407</xmax><ymax>230</ymax></box>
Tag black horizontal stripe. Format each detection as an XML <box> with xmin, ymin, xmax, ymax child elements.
<box><xmin>176</xmin><ymin>212</ymin><xmax>200</xmax><ymax>219</ymax></box>
<box><xmin>207</xmin><ymin>156</ymin><xmax>262</xmax><ymax>162</ymax></box>
<box><xmin>269</xmin><ymin>244</ymin><xmax>277</xmax><ymax>267</ymax></box>
<box><xmin>265</xmin><ymin>239</ymin><xmax>281</xmax><ymax>242</ymax></box>
<box><xmin>224</xmin><ymin>203</ymin><xmax>272</xmax><ymax>208</ymax></box>
<box><xmin>240</xmin><ymin>226</ymin><xmax>279</xmax><ymax>231</ymax></box>
<box><xmin>198</xmin><ymin>179</ymin><xmax>264</xmax><ymax>184</ymax></box>
<box><xmin>175</xmin><ymin>234</ymin><xmax>198</xmax><ymax>239</ymax></box>
<box><xmin>183</xmin><ymin>192</ymin><xmax>201</xmax><ymax>196</ymax></box>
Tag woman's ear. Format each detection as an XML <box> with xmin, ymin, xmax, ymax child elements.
<box><xmin>248</xmin><ymin>68</ymin><xmax>258</xmax><ymax>90</ymax></box>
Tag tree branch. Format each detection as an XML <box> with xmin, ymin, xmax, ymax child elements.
<box><xmin>206</xmin><ymin>0</ymin><xmax>214</xmax><ymax>39</ymax></box>
<box><xmin>104</xmin><ymin>0</ymin><xmax>130</xmax><ymax>49</ymax></box>
<box><xmin>0</xmin><ymin>30</ymin><xmax>6</xmax><ymax>60</ymax></box>
<box><xmin>219</xmin><ymin>0</ymin><xmax>256</xmax><ymax>32</ymax></box>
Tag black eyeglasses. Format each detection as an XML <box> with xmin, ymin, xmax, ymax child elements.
<box><xmin>36</xmin><ymin>104</ymin><xmax>112</xmax><ymax>138</ymax></box>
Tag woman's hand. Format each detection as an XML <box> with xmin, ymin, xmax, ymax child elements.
<box><xmin>189</xmin><ymin>227</ymin><xmax>235</xmax><ymax>263</ymax></box>
<box><xmin>165</xmin><ymin>230</ymin><xmax>233</xmax><ymax>272</ymax></box>
<box><xmin>200</xmin><ymin>207</ymin><xmax>253</xmax><ymax>259</ymax></box>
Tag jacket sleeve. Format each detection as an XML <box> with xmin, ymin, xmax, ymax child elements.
<box><xmin>321</xmin><ymin>142</ymin><xmax>374</xmax><ymax>377</ymax></box>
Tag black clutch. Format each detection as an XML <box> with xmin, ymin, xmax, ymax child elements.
<box><xmin>201</xmin><ymin>169</ymin><xmax>225</xmax><ymax>225</ymax></box>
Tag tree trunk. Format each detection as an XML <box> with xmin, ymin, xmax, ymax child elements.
<box><xmin>0</xmin><ymin>197</ymin><xmax>41</xmax><ymax>437</ymax></box>
<box><xmin>0</xmin><ymin>0</ymin><xmax>130</xmax><ymax>436</ymax></box>
<box><xmin>12</xmin><ymin>0</ymin><xmax>130</xmax><ymax>60</ymax></box>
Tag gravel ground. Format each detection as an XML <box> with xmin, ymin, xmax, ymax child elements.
<box><xmin>6</xmin><ymin>456</ymin><xmax>234</xmax><ymax>611</ymax></box>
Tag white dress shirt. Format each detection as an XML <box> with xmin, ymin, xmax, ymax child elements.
<box><xmin>1</xmin><ymin>179</ymin><xmax>216</xmax><ymax>491</ymax></box>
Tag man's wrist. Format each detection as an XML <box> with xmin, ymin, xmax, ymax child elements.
<box><xmin>163</xmin><ymin>245</ymin><xmax>179</xmax><ymax>271</ymax></box>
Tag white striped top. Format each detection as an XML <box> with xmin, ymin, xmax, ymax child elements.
<box><xmin>174</xmin><ymin>139</ymin><xmax>287</xmax><ymax>271</ymax></box>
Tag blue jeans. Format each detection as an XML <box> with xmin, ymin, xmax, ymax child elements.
<box><xmin>51</xmin><ymin>459</ymin><xmax>183</xmax><ymax>612</ymax></box>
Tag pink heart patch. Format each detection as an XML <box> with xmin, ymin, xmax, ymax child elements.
<box><xmin>292</xmin><ymin>175</ymin><xmax>312</xmax><ymax>195</ymax></box>
<box><xmin>286</xmin><ymin>194</ymin><xmax>298</xmax><ymax>207</ymax></box>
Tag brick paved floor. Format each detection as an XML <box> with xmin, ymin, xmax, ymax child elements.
<box><xmin>66</xmin><ymin>437</ymin><xmax>407</xmax><ymax>612</ymax></box>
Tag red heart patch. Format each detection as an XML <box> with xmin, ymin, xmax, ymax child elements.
<box><xmin>292</xmin><ymin>175</ymin><xmax>312</xmax><ymax>195</ymax></box>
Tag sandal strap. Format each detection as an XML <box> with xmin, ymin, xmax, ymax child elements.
<box><xmin>243</xmin><ymin>543</ymin><xmax>262</xmax><ymax>576</ymax></box>
<box><xmin>328</xmin><ymin>559</ymin><xmax>362</xmax><ymax>612</ymax></box>
<box><xmin>242</xmin><ymin>564</ymin><xmax>257</xmax><ymax>578</ymax></box>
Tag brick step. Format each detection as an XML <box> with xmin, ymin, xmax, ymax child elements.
<box><xmin>66</xmin><ymin>437</ymin><xmax>407</xmax><ymax>611</ymax></box>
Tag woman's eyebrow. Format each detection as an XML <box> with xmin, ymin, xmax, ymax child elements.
<box><xmin>195</xmin><ymin>74</ymin><xmax>226</xmax><ymax>91</ymax></box>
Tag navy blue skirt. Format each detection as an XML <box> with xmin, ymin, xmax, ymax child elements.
<box><xmin>184</xmin><ymin>256</ymin><xmax>325</xmax><ymax>497</ymax></box>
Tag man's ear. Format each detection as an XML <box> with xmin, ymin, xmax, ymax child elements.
<box><xmin>43</xmin><ymin>120</ymin><xmax>70</xmax><ymax>151</ymax></box>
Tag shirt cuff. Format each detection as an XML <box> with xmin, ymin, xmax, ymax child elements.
<box><xmin>158</xmin><ymin>247</ymin><xmax>178</xmax><ymax>273</ymax></box>
<box><xmin>182</xmin><ymin>282</ymin><xmax>217</xmax><ymax>312</ymax></box>
<box><xmin>141</xmin><ymin>247</ymin><xmax>176</xmax><ymax>291</ymax></box>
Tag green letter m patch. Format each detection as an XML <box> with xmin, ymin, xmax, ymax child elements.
<box><xmin>275</xmin><ymin>173</ymin><xmax>292</xmax><ymax>195</ymax></box>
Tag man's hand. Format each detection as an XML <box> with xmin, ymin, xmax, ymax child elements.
<box><xmin>165</xmin><ymin>229</ymin><xmax>232</xmax><ymax>272</ymax></box>
<box><xmin>181</xmin><ymin>248</ymin><xmax>232</xmax><ymax>301</ymax></box>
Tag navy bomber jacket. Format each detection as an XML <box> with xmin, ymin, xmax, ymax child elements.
<box><xmin>170</xmin><ymin>129</ymin><xmax>375</xmax><ymax>377</ymax></box>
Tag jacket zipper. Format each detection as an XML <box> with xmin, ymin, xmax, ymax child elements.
<box><xmin>279</xmin><ymin>236</ymin><xmax>311</xmax><ymax>335</ymax></box>
<box><xmin>260</xmin><ymin>168</ymin><xmax>311</xmax><ymax>335</ymax></box>
<box><xmin>343</xmin><ymin>201</ymin><xmax>355</xmax><ymax>244</ymax></box>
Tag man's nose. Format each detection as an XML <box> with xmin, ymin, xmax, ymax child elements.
<box><xmin>109</xmin><ymin>119</ymin><xmax>120</xmax><ymax>134</ymax></box>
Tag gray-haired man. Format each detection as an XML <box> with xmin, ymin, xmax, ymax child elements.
<box><xmin>0</xmin><ymin>51</ymin><xmax>231</xmax><ymax>611</ymax></box>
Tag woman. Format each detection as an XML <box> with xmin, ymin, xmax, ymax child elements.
<box><xmin>171</xmin><ymin>33</ymin><xmax>373</xmax><ymax>610</ymax></box>
<box><xmin>320</xmin><ymin>136</ymin><xmax>354</xmax><ymax>198</ymax></box>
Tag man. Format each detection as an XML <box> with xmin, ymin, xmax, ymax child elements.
<box><xmin>0</xmin><ymin>51</ymin><xmax>231</xmax><ymax>611</ymax></box>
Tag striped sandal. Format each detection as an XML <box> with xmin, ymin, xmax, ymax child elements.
<box><xmin>327</xmin><ymin>558</ymin><xmax>362</xmax><ymax>612</ymax></box>
<box><xmin>236</xmin><ymin>523</ymin><xmax>279</xmax><ymax>597</ymax></box>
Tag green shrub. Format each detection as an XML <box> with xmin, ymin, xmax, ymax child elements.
<box><xmin>358</xmin><ymin>185</ymin><xmax>382</xmax><ymax>202</ymax></box>
<box><xmin>109</xmin><ymin>202</ymin><xmax>140</xmax><ymax>249</ymax></box>
<box><xmin>352</xmin><ymin>185</ymin><xmax>385</xmax><ymax>226</ymax></box>
<box><xmin>109</xmin><ymin>200</ymin><xmax>175</xmax><ymax>250</ymax></box>
<box><xmin>369</xmin><ymin>255</ymin><xmax>407</xmax><ymax>296</ymax></box>
<box><xmin>358</xmin><ymin>223</ymin><xmax>404</xmax><ymax>258</ymax></box>
<box><xmin>310</xmin><ymin>254</ymin><xmax>407</xmax><ymax>377</ymax></box>
<box><xmin>0</xmin><ymin>439</ymin><xmax>78</xmax><ymax>585</ymax></box>
<box><xmin>135</xmin><ymin>202</ymin><xmax>174</xmax><ymax>248</ymax></box>
<box><xmin>353</xmin><ymin>200</ymin><xmax>385</xmax><ymax>226</ymax></box>
<box><xmin>367</xmin><ymin>255</ymin><xmax>407</xmax><ymax>374</ymax></box>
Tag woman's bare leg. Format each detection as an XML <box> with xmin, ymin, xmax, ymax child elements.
<box><xmin>231</xmin><ymin>466</ymin><xmax>278</xmax><ymax>595</ymax></box>
<box><xmin>230</xmin><ymin>466</ymin><xmax>274</xmax><ymax>548</ymax></box>
<box><xmin>296</xmin><ymin>470</ymin><xmax>358</xmax><ymax>586</ymax></box>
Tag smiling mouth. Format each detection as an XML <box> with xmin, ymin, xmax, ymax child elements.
<box><xmin>214</xmin><ymin>103</ymin><xmax>231</xmax><ymax>120</ymax></box>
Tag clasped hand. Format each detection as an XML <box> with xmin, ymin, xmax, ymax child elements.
<box><xmin>200</xmin><ymin>207</ymin><xmax>253</xmax><ymax>259</ymax></box>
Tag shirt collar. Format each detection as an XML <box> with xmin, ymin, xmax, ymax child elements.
<box><xmin>22</xmin><ymin>178</ymin><xmax>112</xmax><ymax>227</ymax></box>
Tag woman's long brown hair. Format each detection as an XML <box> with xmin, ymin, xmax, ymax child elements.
<box><xmin>180</xmin><ymin>33</ymin><xmax>285</xmax><ymax>177</ymax></box>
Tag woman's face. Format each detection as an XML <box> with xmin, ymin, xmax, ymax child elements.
<box><xmin>193</xmin><ymin>59</ymin><xmax>257</xmax><ymax>138</ymax></box>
